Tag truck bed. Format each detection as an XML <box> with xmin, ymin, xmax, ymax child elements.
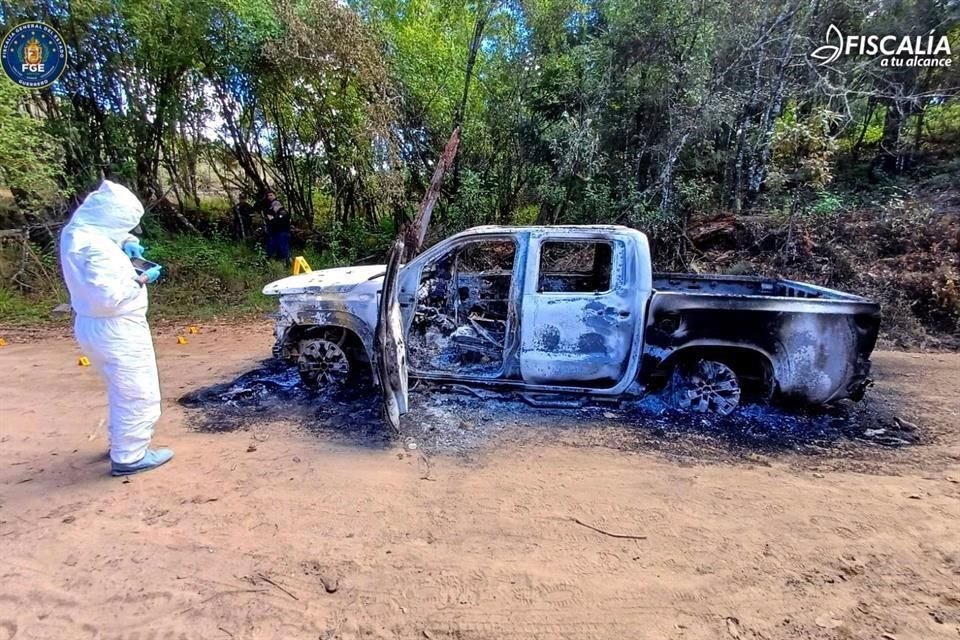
<box><xmin>652</xmin><ymin>273</ymin><xmax>868</xmax><ymax>302</ymax></box>
<box><xmin>645</xmin><ymin>272</ymin><xmax>881</xmax><ymax>405</ymax></box>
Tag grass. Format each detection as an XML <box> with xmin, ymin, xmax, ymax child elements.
<box><xmin>0</xmin><ymin>286</ymin><xmax>66</xmax><ymax>324</ymax></box>
<box><xmin>0</xmin><ymin>231</ymin><xmax>338</xmax><ymax>327</ymax></box>
<box><xmin>142</xmin><ymin>232</ymin><xmax>345</xmax><ymax>321</ymax></box>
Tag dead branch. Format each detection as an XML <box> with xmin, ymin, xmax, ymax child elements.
<box><xmin>177</xmin><ymin>588</ymin><xmax>267</xmax><ymax>616</ymax></box>
<box><xmin>255</xmin><ymin>572</ymin><xmax>299</xmax><ymax>601</ymax></box>
<box><xmin>403</xmin><ymin>127</ymin><xmax>460</xmax><ymax>261</ymax></box>
<box><xmin>570</xmin><ymin>517</ymin><xmax>647</xmax><ymax>540</ymax></box>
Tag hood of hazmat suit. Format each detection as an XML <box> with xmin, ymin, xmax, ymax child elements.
<box><xmin>61</xmin><ymin>180</ymin><xmax>147</xmax><ymax>318</ymax></box>
<box><xmin>60</xmin><ymin>180</ymin><xmax>161</xmax><ymax>465</ymax></box>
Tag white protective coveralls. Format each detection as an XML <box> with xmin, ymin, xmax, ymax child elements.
<box><xmin>60</xmin><ymin>180</ymin><xmax>160</xmax><ymax>465</ymax></box>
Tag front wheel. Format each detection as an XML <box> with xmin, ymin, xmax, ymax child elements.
<box><xmin>668</xmin><ymin>359</ymin><xmax>742</xmax><ymax>416</ymax></box>
<box><xmin>297</xmin><ymin>335</ymin><xmax>351</xmax><ymax>388</ymax></box>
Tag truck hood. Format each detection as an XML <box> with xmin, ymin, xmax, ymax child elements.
<box><xmin>262</xmin><ymin>264</ymin><xmax>386</xmax><ymax>295</ymax></box>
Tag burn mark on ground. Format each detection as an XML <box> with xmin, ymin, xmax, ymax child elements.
<box><xmin>179</xmin><ymin>360</ymin><xmax>919</xmax><ymax>460</ymax></box>
<box><xmin>179</xmin><ymin>359</ymin><xmax>390</xmax><ymax>446</ymax></box>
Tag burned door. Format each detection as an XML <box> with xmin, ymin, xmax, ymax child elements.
<box><xmin>405</xmin><ymin>238</ymin><xmax>516</xmax><ymax>377</ymax></box>
<box><xmin>375</xmin><ymin>238</ymin><xmax>409</xmax><ymax>432</ymax></box>
<box><xmin>519</xmin><ymin>237</ymin><xmax>639</xmax><ymax>386</ymax></box>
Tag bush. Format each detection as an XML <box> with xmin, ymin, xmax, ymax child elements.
<box><xmin>0</xmin><ymin>286</ymin><xmax>63</xmax><ymax>323</ymax></box>
<box><xmin>144</xmin><ymin>233</ymin><xmax>291</xmax><ymax>317</ymax></box>
<box><xmin>809</xmin><ymin>191</ymin><xmax>844</xmax><ymax>216</ymax></box>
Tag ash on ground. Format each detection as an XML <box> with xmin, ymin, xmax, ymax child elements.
<box><xmin>179</xmin><ymin>360</ymin><xmax>919</xmax><ymax>459</ymax></box>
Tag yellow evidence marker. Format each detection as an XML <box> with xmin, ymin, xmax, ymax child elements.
<box><xmin>177</xmin><ymin>336</ymin><xmax>188</xmax><ymax>345</ymax></box>
<box><xmin>78</xmin><ymin>356</ymin><xmax>91</xmax><ymax>366</ymax></box>
<box><xmin>188</xmin><ymin>326</ymin><xmax>199</xmax><ymax>334</ymax></box>
<box><xmin>292</xmin><ymin>256</ymin><xmax>312</xmax><ymax>275</ymax></box>
<box><xmin>0</xmin><ymin>338</ymin><xmax>7</xmax><ymax>347</ymax></box>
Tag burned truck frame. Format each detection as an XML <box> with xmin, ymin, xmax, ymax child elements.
<box><xmin>263</xmin><ymin>225</ymin><xmax>881</xmax><ymax>415</ymax></box>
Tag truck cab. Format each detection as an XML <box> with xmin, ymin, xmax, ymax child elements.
<box><xmin>395</xmin><ymin>225</ymin><xmax>651</xmax><ymax>394</ymax></box>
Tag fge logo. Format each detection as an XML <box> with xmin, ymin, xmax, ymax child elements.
<box><xmin>2</xmin><ymin>22</ymin><xmax>67</xmax><ymax>88</ymax></box>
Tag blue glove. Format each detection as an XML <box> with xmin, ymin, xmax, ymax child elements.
<box><xmin>123</xmin><ymin>241</ymin><xmax>145</xmax><ymax>259</ymax></box>
<box><xmin>142</xmin><ymin>265</ymin><xmax>163</xmax><ymax>284</ymax></box>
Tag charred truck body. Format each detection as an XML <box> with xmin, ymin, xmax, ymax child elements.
<box><xmin>263</xmin><ymin>226</ymin><xmax>881</xmax><ymax>416</ymax></box>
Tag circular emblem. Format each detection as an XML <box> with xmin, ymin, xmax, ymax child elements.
<box><xmin>1</xmin><ymin>22</ymin><xmax>67</xmax><ymax>89</ymax></box>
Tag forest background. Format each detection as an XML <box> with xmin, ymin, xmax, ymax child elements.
<box><xmin>0</xmin><ymin>0</ymin><xmax>958</xmax><ymax>347</ymax></box>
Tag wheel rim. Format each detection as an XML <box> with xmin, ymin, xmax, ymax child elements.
<box><xmin>298</xmin><ymin>338</ymin><xmax>350</xmax><ymax>386</ymax></box>
<box><xmin>672</xmin><ymin>360</ymin><xmax>741</xmax><ymax>416</ymax></box>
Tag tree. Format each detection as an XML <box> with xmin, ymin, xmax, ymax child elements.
<box><xmin>0</xmin><ymin>82</ymin><xmax>63</xmax><ymax>218</ymax></box>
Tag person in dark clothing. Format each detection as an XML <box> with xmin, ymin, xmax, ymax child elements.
<box><xmin>261</xmin><ymin>190</ymin><xmax>291</xmax><ymax>263</ymax></box>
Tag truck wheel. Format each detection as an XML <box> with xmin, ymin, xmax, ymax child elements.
<box><xmin>298</xmin><ymin>337</ymin><xmax>351</xmax><ymax>388</ymax></box>
<box><xmin>669</xmin><ymin>359</ymin><xmax>741</xmax><ymax>416</ymax></box>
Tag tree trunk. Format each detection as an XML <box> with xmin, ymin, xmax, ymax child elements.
<box><xmin>659</xmin><ymin>131</ymin><xmax>690</xmax><ymax>216</ymax></box>
<box><xmin>452</xmin><ymin>4</ymin><xmax>495</xmax><ymax>132</ymax></box>
<box><xmin>450</xmin><ymin>1</ymin><xmax>496</xmax><ymax>194</ymax></box>
<box><xmin>851</xmin><ymin>99</ymin><xmax>878</xmax><ymax>161</ymax></box>
<box><xmin>877</xmin><ymin>102</ymin><xmax>905</xmax><ymax>174</ymax></box>
<box><xmin>403</xmin><ymin>128</ymin><xmax>460</xmax><ymax>261</ymax></box>
<box><xmin>911</xmin><ymin>105</ymin><xmax>925</xmax><ymax>166</ymax></box>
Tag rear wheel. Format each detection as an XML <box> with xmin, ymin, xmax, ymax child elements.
<box><xmin>297</xmin><ymin>330</ymin><xmax>351</xmax><ymax>388</ymax></box>
<box><xmin>668</xmin><ymin>359</ymin><xmax>741</xmax><ymax>415</ymax></box>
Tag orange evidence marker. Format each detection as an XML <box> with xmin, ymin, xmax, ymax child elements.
<box><xmin>177</xmin><ymin>336</ymin><xmax>188</xmax><ymax>345</ymax></box>
<box><xmin>78</xmin><ymin>356</ymin><xmax>91</xmax><ymax>366</ymax></box>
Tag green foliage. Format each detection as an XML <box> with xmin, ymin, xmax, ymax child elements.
<box><xmin>0</xmin><ymin>286</ymin><xmax>62</xmax><ymax>323</ymax></box>
<box><xmin>676</xmin><ymin>177</ymin><xmax>716</xmax><ymax>215</ymax></box>
<box><xmin>920</xmin><ymin>101</ymin><xmax>960</xmax><ymax>145</ymax></box>
<box><xmin>252</xmin><ymin>0</ymin><xmax>402</xmax><ymax>223</ymax></box>
<box><xmin>144</xmin><ymin>232</ymin><xmax>282</xmax><ymax>308</ymax></box>
<box><xmin>809</xmin><ymin>191</ymin><xmax>844</xmax><ymax>217</ymax></box>
<box><xmin>511</xmin><ymin>204</ymin><xmax>539</xmax><ymax>225</ymax></box>
<box><xmin>360</xmin><ymin>0</ymin><xmax>481</xmax><ymax>130</ymax></box>
<box><xmin>2</xmin><ymin>0</ymin><xmax>960</xmax><ymax>345</ymax></box>
<box><xmin>839</xmin><ymin>104</ymin><xmax>885</xmax><ymax>152</ymax></box>
<box><xmin>153</xmin><ymin>236</ymin><xmax>346</xmax><ymax>319</ymax></box>
<box><xmin>767</xmin><ymin>107</ymin><xmax>841</xmax><ymax>203</ymax></box>
<box><xmin>0</xmin><ymin>83</ymin><xmax>63</xmax><ymax>213</ymax></box>
<box><xmin>195</xmin><ymin>196</ymin><xmax>234</xmax><ymax>225</ymax></box>
<box><xmin>446</xmin><ymin>169</ymin><xmax>497</xmax><ymax>232</ymax></box>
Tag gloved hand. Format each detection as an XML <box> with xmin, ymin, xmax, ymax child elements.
<box><xmin>142</xmin><ymin>265</ymin><xmax>163</xmax><ymax>284</ymax></box>
<box><xmin>123</xmin><ymin>240</ymin><xmax>145</xmax><ymax>259</ymax></box>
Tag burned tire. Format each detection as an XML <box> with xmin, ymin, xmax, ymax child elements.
<box><xmin>297</xmin><ymin>337</ymin><xmax>351</xmax><ymax>389</ymax></box>
<box><xmin>668</xmin><ymin>359</ymin><xmax>741</xmax><ymax>416</ymax></box>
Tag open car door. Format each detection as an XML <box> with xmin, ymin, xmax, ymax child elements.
<box><xmin>375</xmin><ymin>128</ymin><xmax>458</xmax><ymax>432</ymax></box>
<box><xmin>375</xmin><ymin>238</ymin><xmax>409</xmax><ymax>433</ymax></box>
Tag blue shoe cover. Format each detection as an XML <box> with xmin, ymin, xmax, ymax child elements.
<box><xmin>111</xmin><ymin>448</ymin><xmax>174</xmax><ymax>477</ymax></box>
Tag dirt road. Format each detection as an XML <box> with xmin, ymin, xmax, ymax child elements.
<box><xmin>1</xmin><ymin>323</ymin><xmax>958</xmax><ymax>640</ymax></box>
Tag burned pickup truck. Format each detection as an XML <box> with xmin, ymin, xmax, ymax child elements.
<box><xmin>263</xmin><ymin>225</ymin><xmax>880</xmax><ymax>424</ymax></box>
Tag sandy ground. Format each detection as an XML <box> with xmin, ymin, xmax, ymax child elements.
<box><xmin>1</xmin><ymin>322</ymin><xmax>958</xmax><ymax>640</ymax></box>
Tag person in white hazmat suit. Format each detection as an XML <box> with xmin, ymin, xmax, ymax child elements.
<box><xmin>60</xmin><ymin>180</ymin><xmax>174</xmax><ymax>476</ymax></box>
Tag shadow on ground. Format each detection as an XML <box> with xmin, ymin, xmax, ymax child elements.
<box><xmin>179</xmin><ymin>360</ymin><xmax>920</xmax><ymax>461</ymax></box>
